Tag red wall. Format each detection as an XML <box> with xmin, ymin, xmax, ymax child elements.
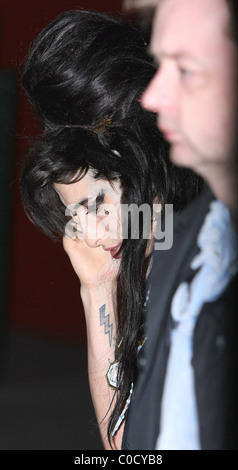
<box><xmin>0</xmin><ymin>0</ymin><xmax>123</xmax><ymax>343</ymax></box>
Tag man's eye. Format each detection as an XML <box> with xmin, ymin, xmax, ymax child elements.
<box><xmin>178</xmin><ymin>66</ymin><xmax>193</xmax><ymax>78</ymax></box>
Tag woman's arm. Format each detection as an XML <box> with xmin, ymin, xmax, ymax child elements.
<box><xmin>63</xmin><ymin>236</ymin><xmax>124</xmax><ymax>449</ymax></box>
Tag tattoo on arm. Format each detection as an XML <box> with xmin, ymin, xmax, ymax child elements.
<box><xmin>99</xmin><ymin>304</ymin><xmax>113</xmax><ymax>347</ymax></box>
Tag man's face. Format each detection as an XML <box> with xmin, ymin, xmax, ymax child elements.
<box><xmin>142</xmin><ymin>0</ymin><xmax>237</xmax><ymax>174</ymax></box>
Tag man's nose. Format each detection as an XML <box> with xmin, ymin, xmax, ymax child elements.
<box><xmin>142</xmin><ymin>66</ymin><xmax>179</xmax><ymax>120</ymax></box>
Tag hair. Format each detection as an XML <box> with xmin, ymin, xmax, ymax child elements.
<box><xmin>21</xmin><ymin>9</ymin><xmax>204</xmax><ymax>446</ymax></box>
<box><xmin>226</xmin><ymin>0</ymin><xmax>238</xmax><ymax>43</ymax></box>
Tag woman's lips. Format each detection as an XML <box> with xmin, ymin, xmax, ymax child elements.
<box><xmin>104</xmin><ymin>244</ymin><xmax>121</xmax><ymax>259</ymax></box>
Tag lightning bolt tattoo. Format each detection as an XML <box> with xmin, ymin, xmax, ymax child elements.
<box><xmin>99</xmin><ymin>304</ymin><xmax>113</xmax><ymax>347</ymax></box>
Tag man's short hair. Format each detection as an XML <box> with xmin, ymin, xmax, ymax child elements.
<box><xmin>226</xmin><ymin>0</ymin><xmax>238</xmax><ymax>43</ymax></box>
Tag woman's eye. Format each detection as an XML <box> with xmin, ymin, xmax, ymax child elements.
<box><xmin>86</xmin><ymin>193</ymin><xmax>105</xmax><ymax>215</ymax></box>
<box><xmin>86</xmin><ymin>203</ymin><xmax>100</xmax><ymax>215</ymax></box>
<box><xmin>86</xmin><ymin>205</ymin><xmax>110</xmax><ymax>216</ymax></box>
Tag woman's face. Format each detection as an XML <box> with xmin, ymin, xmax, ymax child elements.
<box><xmin>54</xmin><ymin>171</ymin><xmax>122</xmax><ymax>259</ymax></box>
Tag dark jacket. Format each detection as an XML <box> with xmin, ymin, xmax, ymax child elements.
<box><xmin>123</xmin><ymin>189</ymin><xmax>238</xmax><ymax>450</ymax></box>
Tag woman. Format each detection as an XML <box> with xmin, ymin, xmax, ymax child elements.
<box><xmin>21</xmin><ymin>10</ymin><xmax>204</xmax><ymax>449</ymax></box>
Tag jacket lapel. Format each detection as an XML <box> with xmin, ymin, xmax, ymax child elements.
<box><xmin>124</xmin><ymin>188</ymin><xmax>215</xmax><ymax>449</ymax></box>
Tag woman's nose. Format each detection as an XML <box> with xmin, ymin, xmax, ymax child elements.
<box><xmin>84</xmin><ymin>217</ymin><xmax>107</xmax><ymax>248</ymax></box>
<box><xmin>84</xmin><ymin>234</ymin><xmax>102</xmax><ymax>248</ymax></box>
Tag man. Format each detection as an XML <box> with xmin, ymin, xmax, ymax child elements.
<box><xmin>123</xmin><ymin>0</ymin><xmax>238</xmax><ymax>450</ymax></box>
<box><xmin>142</xmin><ymin>0</ymin><xmax>238</xmax><ymax>224</ymax></box>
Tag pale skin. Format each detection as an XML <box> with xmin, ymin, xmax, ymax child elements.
<box><xmin>142</xmin><ymin>0</ymin><xmax>238</xmax><ymax>227</ymax></box>
<box><xmin>63</xmin><ymin>236</ymin><xmax>123</xmax><ymax>450</ymax></box>
<box><xmin>55</xmin><ymin>172</ymin><xmax>156</xmax><ymax>449</ymax></box>
<box><xmin>55</xmin><ymin>173</ymin><xmax>124</xmax><ymax>450</ymax></box>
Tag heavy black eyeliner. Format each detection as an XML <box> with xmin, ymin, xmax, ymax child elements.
<box><xmin>86</xmin><ymin>191</ymin><xmax>105</xmax><ymax>214</ymax></box>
